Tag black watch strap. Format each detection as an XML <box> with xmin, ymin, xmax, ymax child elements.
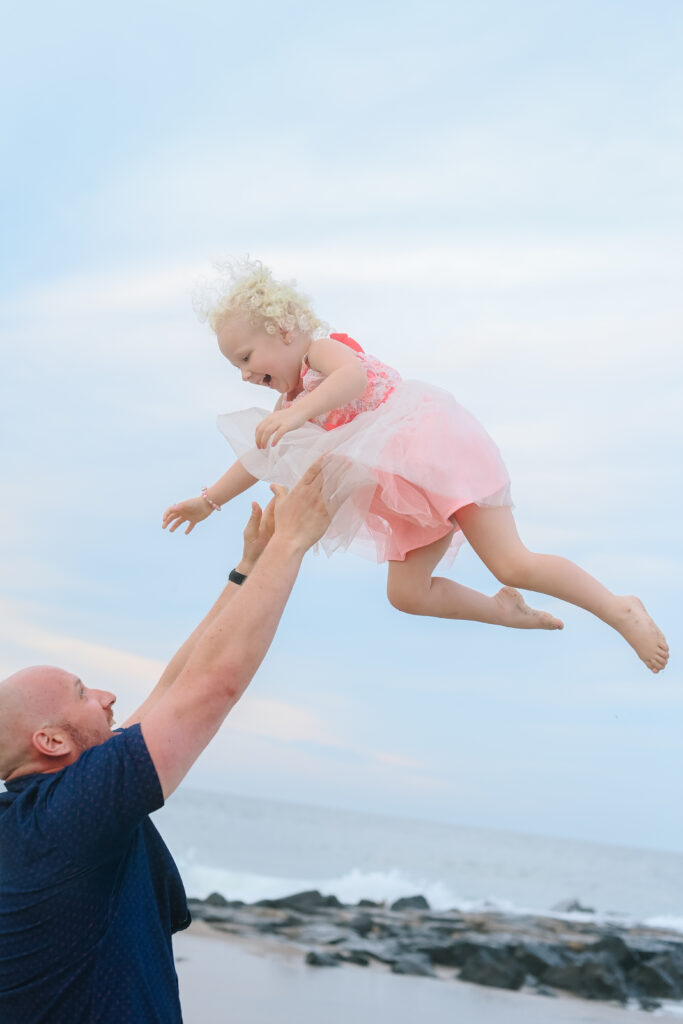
<box><xmin>228</xmin><ymin>568</ymin><xmax>247</xmax><ymax>586</ymax></box>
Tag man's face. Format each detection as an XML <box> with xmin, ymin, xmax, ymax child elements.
<box><xmin>56</xmin><ymin>673</ymin><xmax>117</xmax><ymax>752</ymax></box>
<box><xmin>0</xmin><ymin>666</ymin><xmax>118</xmax><ymax>780</ymax></box>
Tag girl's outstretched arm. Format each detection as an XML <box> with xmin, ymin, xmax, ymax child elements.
<box><xmin>255</xmin><ymin>337</ymin><xmax>367</xmax><ymax>448</ymax></box>
<box><xmin>162</xmin><ymin>459</ymin><xmax>258</xmax><ymax>535</ymax></box>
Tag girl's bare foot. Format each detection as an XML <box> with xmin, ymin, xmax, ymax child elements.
<box><xmin>614</xmin><ymin>596</ymin><xmax>669</xmax><ymax>673</ymax></box>
<box><xmin>494</xmin><ymin>587</ymin><xmax>564</xmax><ymax>630</ymax></box>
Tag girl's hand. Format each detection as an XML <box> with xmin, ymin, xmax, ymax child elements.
<box><xmin>255</xmin><ymin>407</ymin><xmax>308</xmax><ymax>449</ymax></box>
<box><xmin>162</xmin><ymin>497</ymin><xmax>213</xmax><ymax>535</ymax></box>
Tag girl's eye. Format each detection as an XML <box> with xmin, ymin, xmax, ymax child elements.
<box><xmin>243</xmin><ymin>354</ymin><xmax>250</xmax><ymax>363</ymax></box>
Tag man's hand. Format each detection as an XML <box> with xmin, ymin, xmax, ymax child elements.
<box><xmin>239</xmin><ymin>499</ymin><xmax>276</xmax><ymax>572</ymax></box>
<box><xmin>269</xmin><ymin>457</ymin><xmax>332</xmax><ymax>553</ymax></box>
<box><xmin>255</xmin><ymin>407</ymin><xmax>308</xmax><ymax>449</ymax></box>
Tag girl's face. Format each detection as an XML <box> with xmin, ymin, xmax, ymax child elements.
<box><xmin>216</xmin><ymin>317</ymin><xmax>301</xmax><ymax>395</ymax></box>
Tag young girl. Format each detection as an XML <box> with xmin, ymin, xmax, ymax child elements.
<box><xmin>163</xmin><ymin>260</ymin><xmax>668</xmax><ymax>673</ymax></box>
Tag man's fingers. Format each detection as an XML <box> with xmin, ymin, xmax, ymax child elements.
<box><xmin>300</xmin><ymin>456</ymin><xmax>325</xmax><ymax>484</ymax></box>
<box><xmin>261</xmin><ymin>497</ymin><xmax>276</xmax><ymax>531</ymax></box>
<box><xmin>249</xmin><ymin>501</ymin><xmax>262</xmax><ymax>523</ymax></box>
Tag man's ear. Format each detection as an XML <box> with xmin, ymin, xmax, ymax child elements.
<box><xmin>32</xmin><ymin>727</ymin><xmax>73</xmax><ymax>759</ymax></box>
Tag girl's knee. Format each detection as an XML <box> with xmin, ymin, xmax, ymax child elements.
<box><xmin>490</xmin><ymin>554</ymin><xmax>534</xmax><ymax>588</ymax></box>
<box><xmin>386</xmin><ymin>577</ymin><xmax>423</xmax><ymax>615</ymax></box>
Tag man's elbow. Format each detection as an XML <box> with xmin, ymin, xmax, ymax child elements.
<box><xmin>193</xmin><ymin>659</ymin><xmax>252</xmax><ymax>710</ymax></box>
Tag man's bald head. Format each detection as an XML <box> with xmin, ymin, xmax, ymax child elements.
<box><xmin>0</xmin><ymin>666</ymin><xmax>116</xmax><ymax>781</ymax></box>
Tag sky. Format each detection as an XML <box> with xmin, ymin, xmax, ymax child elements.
<box><xmin>1</xmin><ymin>0</ymin><xmax>681</xmax><ymax>851</ymax></box>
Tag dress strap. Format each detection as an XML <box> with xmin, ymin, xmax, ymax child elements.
<box><xmin>330</xmin><ymin>332</ymin><xmax>364</xmax><ymax>353</ymax></box>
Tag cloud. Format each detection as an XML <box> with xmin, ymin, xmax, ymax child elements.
<box><xmin>225</xmin><ymin>696</ymin><xmax>339</xmax><ymax>746</ymax></box>
<box><xmin>0</xmin><ymin>602</ymin><xmax>430</xmax><ymax>765</ymax></box>
<box><xmin>0</xmin><ymin>601</ymin><xmax>163</xmax><ymax>710</ymax></box>
<box><xmin>5</xmin><ymin>236</ymin><xmax>681</xmax><ymax>324</ymax></box>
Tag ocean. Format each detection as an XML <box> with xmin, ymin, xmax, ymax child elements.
<box><xmin>154</xmin><ymin>785</ymin><xmax>683</xmax><ymax>934</ymax></box>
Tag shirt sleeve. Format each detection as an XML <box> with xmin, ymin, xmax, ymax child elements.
<box><xmin>35</xmin><ymin>724</ymin><xmax>164</xmax><ymax>863</ymax></box>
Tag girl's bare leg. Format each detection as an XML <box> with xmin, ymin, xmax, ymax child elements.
<box><xmin>386</xmin><ymin>529</ymin><xmax>563</xmax><ymax>630</ymax></box>
<box><xmin>453</xmin><ymin>503</ymin><xmax>669</xmax><ymax>673</ymax></box>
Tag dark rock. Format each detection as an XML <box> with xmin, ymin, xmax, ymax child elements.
<box><xmin>305</xmin><ymin>950</ymin><xmax>341</xmax><ymax>967</ymax></box>
<box><xmin>535</xmin><ymin>985</ymin><xmax>558</xmax><ymax>998</ymax></box>
<box><xmin>358</xmin><ymin>898</ymin><xmax>381</xmax><ymax>908</ymax></box>
<box><xmin>515</xmin><ymin>941</ymin><xmax>568</xmax><ymax>978</ymax></box>
<box><xmin>544</xmin><ymin>952</ymin><xmax>628</xmax><ymax>1003</ymax></box>
<box><xmin>638</xmin><ymin>996</ymin><xmax>662</xmax><ymax>1012</ymax></box>
<box><xmin>629</xmin><ymin>954</ymin><xmax>683</xmax><ymax>1000</ymax></box>
<box><xmin>459</xmin><ymin>948</ymin><xmax>526</xmax><ymax>991</ymax></box>
<box><xmin>391</xmin><ymin>895</ymin><xmax>430</xmax><ymax>912</ymax></box>
<box><xmin>197</xmin><ymin>908</ymin><xmax>233</xmax><ymax>923</ymax></box>
<box><xmin>590</xmin><ymin>935</ymin><xmax>638</xmax><ymax>968</ymax></box>
<box><xmin>260</xmin><ymin>913</ymin><xmax>304</xmax><ymax>931</ymax></box>
<box><xmin>253</xmin><ymin>921</ymin><xmax>279</xmax><ymax>935</ymax></box>
<box><xmin>414</xmin><ymin>937</ymin><xmax>478</xmax><ymax>967</ymax></box>
<box><xmin>340</xmin><ymin>938</ymin><xmax>402</xmax><ymax>964</ymax></box>
<box><xmin>348</xmin><ymin>913</ymin><xmax>374</xmax><ymax>937</ymax></box>
<box><xmin>391</xmin><ymin>953</ymin><xmax>436</xmax><ymax>977</ymax></box>
<box><xmin>338</xmin><ymin>951</ymin><xmax>371</xmax><ymax>966</ymax></box>
<box><xmin>203</xmin><ymin>892</ymin><xmax>230</xmax><ymax>907</ymax></box>
<box><xmin>626</xmin><ymin>937</ymin><xmax>679</xmax><ymax>960</ymax></box>
<box><xmin>256</xmin><ymin>890</ymin><xmax>342</xmax><ymax>913</ymax></box>
<box><xmin>550</xmin><ymin>898</ymin><xmax>595</xmax><ymax>914</ymax></box>
<box><xmin>298</xmin><ymin>923</ymin><xmax>349</xmax><ymax>946</ymax></box>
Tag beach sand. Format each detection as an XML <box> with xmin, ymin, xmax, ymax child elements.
<box><xmin>174</xmin><ymin>922</ymin><xmax>661</xmax><ymax>1023</ymax></box>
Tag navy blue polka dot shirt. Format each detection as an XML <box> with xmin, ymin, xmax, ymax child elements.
<box><xmin>0</xmin><ymin>723</ymin><xmax>190</xmax><ymax>1023</ymax></box>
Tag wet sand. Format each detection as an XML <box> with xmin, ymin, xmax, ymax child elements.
<box><xmin>174</xmin><ymin>922</ymin><xmax>661</xmax><ymax>1023</ymax></box>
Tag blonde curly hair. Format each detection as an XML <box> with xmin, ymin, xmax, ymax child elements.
<box><xmin>193</xmin><ymin>258</ymin><xmax>328</xmax><ymax>338</ymax></box>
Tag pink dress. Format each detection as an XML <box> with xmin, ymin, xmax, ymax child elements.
<box><xmin>217</xmin><ymin>334</ymin><xmax>511</xmax><ymax>563</ymax></box>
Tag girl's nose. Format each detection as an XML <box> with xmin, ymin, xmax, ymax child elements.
<box><xmin>241</xmin><ymin>367</ymin><xmax>251</xmax><ymax>382</ymax></box>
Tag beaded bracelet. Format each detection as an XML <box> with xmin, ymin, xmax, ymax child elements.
<box><xmin>201</xmin><ymin>487</ymin><xmax>222</xmax><ymax>511</ymax></box>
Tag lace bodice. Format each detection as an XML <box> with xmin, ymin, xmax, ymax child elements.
<box><xmin>283</xmin><ymin>337</ymin><xmax>402</xmax><ymax>431</ymax></box>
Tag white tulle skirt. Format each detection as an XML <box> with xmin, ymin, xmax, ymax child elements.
<box><xmin>217</xmin><ymin>381</ymin><xmax>512</xmax><ymax>563</ymax></box>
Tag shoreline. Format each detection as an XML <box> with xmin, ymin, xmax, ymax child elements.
<box><xmin>175</xmin><ymin>922</ymin><xmax>665</xmax><ymax>1023</ymax></box>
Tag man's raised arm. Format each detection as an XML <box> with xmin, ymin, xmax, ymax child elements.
<box><xmin>122</xmin><ymin>499</ymin><xmax>276</xmax><ymax>730</ymax></box>
<box><xmin>139</xmin><ymin>460</ymin><xmax>331</xmax><ymax>798</ymax></box>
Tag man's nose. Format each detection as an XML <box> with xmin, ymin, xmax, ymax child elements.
<box><xmin>96</xmin><ymin>690</ymin><xmax>116</xmax><ymax>710</ymax></box>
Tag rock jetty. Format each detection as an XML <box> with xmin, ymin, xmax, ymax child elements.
<box><xmin>188</xmin><ymin>890</ymin><xmax>683</xmax><ymax>1011</ymax></box>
